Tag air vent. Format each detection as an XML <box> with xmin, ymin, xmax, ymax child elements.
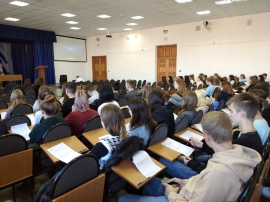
<box><xmin>196</xmin><ymin>26</ymin><xmax>200</xmax><ymax>31</ymax></box>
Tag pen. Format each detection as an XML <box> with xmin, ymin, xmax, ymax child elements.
<box><xmin>137</xmin><ymin>177</ymin><xmax>150</xmax><ymax>186</ymax></box>
<box><xmin>78</xmin><ymin>148</ymin><xmax>87</xmax><ymax>153</ymax></box>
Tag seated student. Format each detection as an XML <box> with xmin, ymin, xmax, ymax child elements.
<box><xmin>189</xmin><ymin>74</ymin><xmax>195</xmax><ymax>86</ymax></box>
<box><xmin>258</xmin><ymin>74</ymin><xmax>269</xmax><ymax>87</ymax></box>
<box><xmin>141</xmin><ymin>84</ymin><xmax>152</xmax><ymax>103</ymax></box>
<box><xmin>239</xmin><ymin>74</ymin><xmax>246</xmax><ymax>84</ymax></box>
<box><xmin>175</xmin><ymin>91</ymin><xmax>198</xmax><ymax>126</ymax></box>
<box><xmin>22</xmin><ymin>78</ymin><xmax>32</xmax><ymax>91</ymax></box>
<box><xmin>90</xmin><ymin>104</ymin><xmax>128</xmax><ymax>170</ymax></box>
<box><xmin>75</xmin><ymin>76</ymin><xmax>84</xmax><ymax>83</ymax></box>
<box><xmin>184</xmin><ymin>75</ymin><xmax>190</xmax><ymax>88</ymax></box>
<box><xmin>65</xmin><ymin>90</ymin><xmax>98</xmax><ymax>136</ymax></box>
<box><xmin>160</xmin><ymin>76</ymin><xmax>168</xmax><ymax>88</ymax></box>
<box><xmin>85</xmin><ymin>84</ymin><xmax>99</xmax><ymax>104</ymax></box>
<box><xmin>213</xmin><ymin>81</ymin><xmax>234</xmax><ymax>110</ymax></box>
<box><xmin>168</xmin><ymin>78</ymin><xmax>186</xmax><ymax>108</ymax></box>
<box><xmin>213</xmin><ymin>73</ymin><xmax>219</xmax><ymax>80</ymax></box>
<box><xmin>61</xmin><ymin>82</ymin><xmax>76</xmax><ymax>118</ymax></box>
<box><xmin>168</xmin><ymin>76</ymin><xmax>174</xmax><ymax>88</ymax></box>
<box><xmin>29</xmin><ymin>95</ymin><xmax>66</xmax><ymax>144</ymax></box>
<box><xmin>111</xmin><ymin>81</ymin><xmax>121</xmax><ymax>101</ymax></box>
<box><xmin>195</xmin><ymin>90</ymin><xmax>209</xmax><ymax>115</ymax></box>
<box><xmin>196</xmin><ymin>75</ymin><xmax>204</xmax><ymax>88</ymax></box>
<box><xmin>58</xmin><ymin>83</ymin><xmax>68</xmax><ymax>105</ymax></box>
<box><xmin>127</xmin><ymin>98</ymin><xmax>157</xmax><ymax>146</ymax></box>
<box><xmin>204</xmin><ymin>77</ymin><xmax>215</xmax><ymax>97</ymax></box>
<box><xmin>149</xmin><ymin>89</ymin><xmax>175</xmax><ymax>138</ymax></box>
<box><xmin>263</xmin><ymin>73</ymin><xmax>268</xmax><ymax>82</ymax></box>
<box><xmin>233</xmin><ymin>76</ymin><xmax>240</xmax><ymax>88</ymax></box>
<box><xmin>228</xmin><ymin>74</ymin><xmax>235</xmax><ymax>85</ymax></box>
<box><xmin>125</xmin><ymin>79</ymin><xmax>139</xmax><ymax>100</ymax></box>
<box><xmin>119</xmin><ymin>111</ymin><xmax>261</xmax><ymax>202</ymax></box>
<box><xmin>33</xmin><ymin>77</ymin><xmax>44</xmax><ymax>96</ymax></box>
<box><xmin>245</xmin><ymin>75</ymin><xmax>258</xmax><ymax>92</ymax></box>
<box><xmin>97</xmin><ymin>85</ymin><xmax>120</xmax><ymax>115</ymax></box>
<box><xmin>33</xmin><ymin>85</ymin><xmax>50</xmax><ymax>113</ymax></box>
<box><xmin>5</xmin><ymin>89</ymin><xmax>26</xmax><ymax>120</ymax></box>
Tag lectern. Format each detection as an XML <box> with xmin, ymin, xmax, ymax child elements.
<box><xmin>35</xmin><ymin>66</ymin><xmax>47</xmax><ymax>84</ymax></box>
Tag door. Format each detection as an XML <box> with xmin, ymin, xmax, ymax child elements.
<box><xmin>92</xmin><ymin>56</ymin><xmax>107</xmax><ymax>81</ymax></box>
<box><xmin>157</xmin><ymin>45</ymin><xmax>177</xmax><ymax>82</ymax></box>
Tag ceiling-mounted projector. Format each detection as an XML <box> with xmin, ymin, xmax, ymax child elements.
<box><xmin>106</xmin><ymin>30</ymin><xmax>112</xmax><ymax>38</ymax></box>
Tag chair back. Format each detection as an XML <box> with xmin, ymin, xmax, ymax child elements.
<box><xmin>24</xmin><ymin>88</ymin><xmax>35</xmax><ymax>95</ymax></box>
<box><xmin>10</xmin><ymin>104</ymin><xmax>33</xmax><ymax>117</ymax></box>
<box><xmin>152</xmin><ymin>82</ymin><xmax>156</xmax><ymax>87</ymax></box>
<box><xmin>82</xmin><ymin>116</ymin><xmax>102</xmax><ymax>133</ymax></box>
<box><xmin>25</xmin><ymin>97</ymin><xmax>35</xmax><ymax>106</ymax></box>
<box><xmin>1</xmin><ymin>95</ymin><xmax>10</xmax><ymax>103</ymax></box>
<box><xmin>207</xmin><ymin>104</ymin><xmax>214</xmax><ymax>113</ymax></box>
<box><xmin>192</xmin><ymin>85</ymin><xmax>197</xmax><ymax>91</ymax></box>
<box><xmin>50</xmin><ymin>154</ymin><xmax>99</xmax><ymax>199</ymax></box>
<box><xmin>0</xmin><ymin>134</ymin><xmax>27</xmax><ymax>157</ymax></box>
<box><xmin>174</xmin><ymin>116</ymin><xmax>189</xmax><ymax>133</ymax></box>
<box><xmin>5</xmin><ymin>114</ymin><xmax>31</xmax><ymax>130</ymax></box>
<box><xmin>41</xmin><ymin>123</ymin><xmax>72</xmax><ymax>144</ymax></box>
<box><xmin>0</xmin><ymin>89</ymin><xmax>7</xmax><ymax>98</ymax></box>
<box><xmin>142</xmin><ymin>80</ymin><xmax>146</xmax><ymax>87</ymax></box>
<box><xmin>122</xmin><ymin>108</ymin><xmax>131</xmax><ymax>118</ymax></box>
<box><xmin>147</xmin><ymin>124</ymin><xmax>168</xmax><ymax>147</ymax></box>
<box><xmin>25</xmin><ymin>93</ymin><xmax>36</xmax><ymax>100</ymax></box>
<box><xmin>217</xmin><ymin>100</ymin><xmax>225</xmax><ymax>111</ymax></box>
<box><xmin>118</xmin><ymin>97</ymin><xmax>128</xmax><ymax>107</ymax></box>
<box><xmin>197</xmin><ymin>84</ymin><xmax>203</xmax><ymax>89</ymax></box>
<box><xmin>191</xmin><ymin>110</ymin><xmax>203</xmax><ymax>125</ymax></box>
<box><xmin>55</xmin><ymin>110</ymin><xmax>63</xmax><ymax>118</ymax></box>
<box><xmin>164</xmin><ymin>84</ymin><xmax>169</xmax><ymax>91</ymax></box>
<box><xmin>0</xmin><ymin>100</ymin><xmax>8</xmax><ymax>109</ymax></box>
<box><xmin>187</xmin><ymin>84</ymin><xmax>192</xmax><ymax>91</ymax></box>
<box><xmin>137</xmin><ymin>80</ymin><xmax>142</xmax><ymax>89</ymax></box>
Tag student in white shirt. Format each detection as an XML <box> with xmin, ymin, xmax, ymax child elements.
<box><xmin>85</xmin><ymin>84</ymin><xmax>99</xmax><ymax>104</ymax></box>
<box><xmin>75</xmin><ymin>76</ymin><xmax>84</xmax><ymax>83</ymax></box>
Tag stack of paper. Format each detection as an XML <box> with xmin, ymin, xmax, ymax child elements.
<box><xmin>125</xmin><ymin>123</ymin><xmax>130</xmax><ymax>132</ymax></box>
<box><xmin>11</xmin><ymin>123</ymin><xmax>31</xmax><ymax>141</ymax></box>
<box><xmin>194</xmin><ymin>124</ymin><xmax>203</xmax><ymax>132</ymax></box>
<box><xmin>162</xmin><ymin>138</ymin><xmax>194</xmax><ymax>157</ymax></box>
<box><xmin>180</xmin><ymin>130</ymin><xmax>204</xmax><ymax>141</ymax></box>
<box><xmin>221</xmin><ymin>108</ymin><xmax>230</xmax><ymax>115</ymax></box>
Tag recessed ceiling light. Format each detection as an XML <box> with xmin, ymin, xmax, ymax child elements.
<box><xmin>196</xmin><ymin>10</ymin><xmax>211</xmax><ymax>15</ymax></box>
<box><xmin>97</xmin><ymin>28</ymin><xmax>107</xmax><ymax>30</ymax></box>
<box><xmin>123</xmin><ymin>28</ymin><xmax>133</xmax><ymax>31</ymax></box>
<box><xmin>215</xmin><ymin>0</ymin><xmax>246</xmax><ymax>4</ymax></box>
<box><xmin>131</xmin><ymin>16</ymin><xmax>144</xmax><ymax>20</ymax></box>
<box><xmin>5</xmin><ymin>17</ymin><xmax>20</xmax><ymax>21</ymax></box>
<box><xmin>69</xmin><ymin>27</ymin><xmax>81</xmax><ymax>30</ymax></box>
<box><xmin>97</xmin><ymin>14</ymin><xmax>111</xmax><ymax>18</ymax></box>
<box><xmin>175</xmin><ymin>0</ymin><xmax>193</xmax><ymax>3</ymax></box>
<box><xmin>126</xmin><ymin>23</ymin><xmax>138</xmax><ymax>26</ymax></box>
<box><xmin>66</xmin><ymin>21</ymin><xmax>79</xmax><ymax>24</ymax></box>
<box><xmin>61</xmin><ymin>13</ymin><xmax>76</xmax><ymax>17</ymax></box>
<box><xmin>9</xmin><ymin>1</ymin><xmax>29</xmax><ymax>7</ymax></box>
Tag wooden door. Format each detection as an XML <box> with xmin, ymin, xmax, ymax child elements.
<box><xmin>92</xmin><ymin>56</ymin><xmax>107</xmax><ymax>81</ymax></box>
<box><xmin>157</xmin><ymin>45</ymin><xmax>177</xmax><ymax>82</ymax></box>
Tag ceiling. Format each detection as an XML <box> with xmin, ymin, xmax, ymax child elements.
<box><xmin>0</xmin><ymin>0</ymin><xmax>270</xmax><ymax>38</ymax></box>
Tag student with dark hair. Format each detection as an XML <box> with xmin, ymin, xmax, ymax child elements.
<box><xmin>59</xmin><ymin>83</ymin><xmax>69</xmax><ymax>105</ymax></box>
<box><xmin>142</xmin><ymin>85</ymin><xmax>152</xmax><ymax>103</ymax></box>
<box><xmin>148</xmin><ymin>89</ymin><xmax>175</xmax><ymax>138</ymax></box>
<box><xmin>161</xmin><ymin>76</ymin><xmax>168</xmax><ymax>88</ymax></box>
<box><xmin>22</xmin><ymin>78</ymin><xmax>32</xmax><ymax>91</ymax></box>
<box><xmin>34</xmin><ymin>77</ymin><xmax>44</xmax><ymax>96</ymax></box>
<box><xmin>29</xmin><ymin>95</ymin><xmax>65</xmax><ymax>143</ymax></box>
<box><xmin>111</xmin><ymin>81</ymin><xmax>121</xmax><ymax>101</ymax></box>
<box><xmin>34</xmin><ymin>85</ymin><xmax>51</xmax><ymax>124</ymax></box>
<box><xmin>228</xmin><ymin>74</ymin><xmax>235</xmax><ymax>85</ymax></box>
<box><xmin>258</xmin><ymin>74</ymin><xmax>269</xmax><ymax>87</ymax></box>
<box><xmin>213</xmin><ymin>81</ymin><xmax>234</xmax><ymax>110</ymax></box>
<box><xmin>246</xmin><ymin>75</ymin><xmax>258</xmax><ymax>92</ymax></box>
<box><xmin>85</xmin><ymin>84</ymin><xmax>99</xmax><ymax>104</ymax></box>
<box><xmin>168</xmin><ymin>76</ymin><xmax>174</xmax><ymax>88</ymax></box>
<box><xmin>125</xmin><ymin>79</ymin><xmax>139</xmax><ymax>100</ymax></box>
<box><xmin>127</xmin><ymin>98</ymin><xmax>157</xmax><ymax>145</ymax></box>
<box><xmin>263</xmin><ymin>73</ymin><xmax>267</xmax><ymax>81</ymax></box>
<box><xmin>184</xmin><ymin>75</ymin><xmax>190</xmax><ymax>88</ymax></box>
<box><xmin>97</xmin><ymin>84</ymin><xmax>119</xmax><ymax>114</ymax></box>
<box><xmin>61</xmin><ymin>82</ymin><xmax>76</xmax><ymax>118</ymax></box>
<box><xmin>189</xmin><ymin>74</ymin><xmax>195</xmax><ymax>86</ymax></box>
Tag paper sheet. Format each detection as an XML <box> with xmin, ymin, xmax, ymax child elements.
<box><xmin>11</xmin><ymin>123</ymin><xmax>31</xmax><ymax>141</ymax></box>
<box><xmin>132</xmin><ymin>150</ymin><xmax>161</xmax><ymax>178</ymax></box>
<box><xmin>180</xmin><ymin>130</ymin><xmax>204</xmax><ymax>141</ymax></box>
<box><xmin>162</xmin><ymin>138</ymin><xmax>194</xmax><ymax>157</ymax></box>
<box><xmin>221</xmin><ymin>108</ymin><xmax>230</xmax><ymax>115</ymax></box>
<box><xmin>98</xmin><ymin>134</ymin><xmax>112</xmax><ymax>140</ymax></box>
<box><xmin>194</xmin><ymin>124</ymin><xmax>203</xmax><ymax>132</ymax></box>
<box><xmin>47</xmin><ymin>142</ymin><xmax>81</xmax><ymax>163</ymax></box>
<box><xmin>1</xmin><ymin>112</ymin><xmax>6</xmax><ymax>119</ymax></box>
<box><xmin>27</xmin><ymin>114</ymin><xmax>35</xmax><ymax>126</ymax></box>
<box><xmin>125</xmin><ymin>123</ymin><xmax>130</xmax><ymax>132</ymax></box>
<box><xmin>173</xmin><ymin>113</ymin><xmax>178</xmax><ymax>120</ymax></box>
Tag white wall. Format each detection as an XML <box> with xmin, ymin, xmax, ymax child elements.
<box><xmin>86</xmin><ymin>12</ymin><xmax>270</xmax><ymax>83</ymax></box>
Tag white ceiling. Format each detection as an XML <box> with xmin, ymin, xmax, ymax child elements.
<box><xmin>0</xmin><ymin>0</ymin><xmax>270</xmax><ymax>38</ymax></box>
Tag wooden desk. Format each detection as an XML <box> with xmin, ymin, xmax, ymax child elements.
<box><xmin>83</xmin><ymin>118</ymin><xmax>131</xmax><ymax>146</ymax></box>
<box><xmin>111</xmin><ymin>157</ymin><xmax>165</xmax><ymax>189</ymax></box>
<box><xmin>0</xmin><ymin>75</ymin><xmax>22</xmax><ymax>82</ymax></box>
<box><xmin>0</xmin><ymin>109</ymin><xmax>7</xmax><ymax>113</ymax></box>
<box><xmin>40</xmin><ymin>136</ymin><xmax>89</xmax><ymax>164</ymax></box>
<box><xmin>147</xmin><ymin>138</ymin><xmax>181</xmax><ymax>162</ymax></box>
<box><xmin>174</xmin><ymin>127</ymin><xmax>204</xmax><ymax>142</ymax></box>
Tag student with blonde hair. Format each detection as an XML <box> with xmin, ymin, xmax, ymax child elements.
<box><xmin>65</xmin><ymin>90</ymin><xmax>98</xmax><ymax>136</ymax></box>
<box><xmin>5</xmin><ymin>89</ymin><xmax>26</xmax><ymax>120</ymax></box>
<box><xmin>168</xmin><ymin>79</ymin><xmax>186</xmax><ymax>107</ymax></box>
<box><xmin>141</xmin><ymin>85</ymin><xmax>152</xmax><ymax>103</ymax></box>
<box><xmin>59</xmin><ymin>83</ymin><xmax>69</xmax><ymax>105</ymax></box>
<box><xmin>195</xmin><ymin>90</ymin><xmax>209</xmax><ymax>115</ymax></box>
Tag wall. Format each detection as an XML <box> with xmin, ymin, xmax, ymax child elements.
<box><xmin>86</xmin><ymin>12</ymin><xmax>270</xmax><ymax>83</ymax></box>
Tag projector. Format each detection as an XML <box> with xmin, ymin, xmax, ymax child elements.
<box><xmin>106</xmin><ymin>34</ymin><xmax>112</xmax><ymax>38</ymax></box>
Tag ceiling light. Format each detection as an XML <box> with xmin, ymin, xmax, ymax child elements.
<box><xmin>131</xmin><ymin>16</ymin><xmax>144</xmax><ymax>20</ymax></box>
<box><xmin>69</xmin><ymin>27</ymin><xmax>81</xmax><ymax>30</ymax></box>
<box><xmin>61</xmin><ymin>13</ymin><xmax>76</xmax><ymax>17</ymax></box>
<box><xmin>215</xmin><ymin>0</ymin><xmax>246</xmax><ymax>4</ymax></box>
<box><xmin>175</xmin><ymin>0</ymin><xmax>193</xmax><ymax>3</ymax></box>
<box><xmin>97</xmin><ymin>28</ymin><xmax>107</xmax><ymax>30</ymax></box>
<box><xmin>126</xmin><ymin>23</ymin><xmax>138</xmax><ymax>26</ymax></box>
<box><xmin>123</xmin><ymin>28</ymin><xmax>133</xmax><ymax>31</ymax></box>
<box><xmin>9</xmin><ymin>1</ymin><xmax>29</xmax><ymax>6</ymax></box>
<box><xmin>66</xmin><ymin>21</ymin><xmax>79</xmax><ymax>24</ymax></box>
<box><xmin>97</xmin><ymin>14</ymin><xmax>111</xmax><ymax>18</ymax></box>
<box><xmin>5</xmin><ymin>17</ymin><xmax>20</xmax><ymax>21</ymax></box>
<box><xmin>196</xmin><ymin>10</ymin><xmax>211</xmax><ymax>15</ymax></box>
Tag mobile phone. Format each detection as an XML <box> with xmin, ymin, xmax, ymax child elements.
<box><xmin>161</xmin><ymin>177</ymin><xmax>178</xmax><ymax>188</ymax></box>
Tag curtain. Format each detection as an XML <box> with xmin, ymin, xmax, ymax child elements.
<box><xmin>34</xmin><ymin>41</ymin><xmax>56</xmax><ymax>84</ymax></box>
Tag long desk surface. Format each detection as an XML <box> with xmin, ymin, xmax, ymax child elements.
<box><xmin>0</xmin><ymin>75</ymin><xmax>22</xmax><ymax>82</ymax></box>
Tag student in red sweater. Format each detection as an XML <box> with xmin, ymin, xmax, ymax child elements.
<box><xmin>65</xmin><ymin>90</ymin><xmax>98</xmax><ymax>136</ymax></box>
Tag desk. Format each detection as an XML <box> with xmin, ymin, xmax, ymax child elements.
<box><xmin>111</xmin><ymin>157</ymin><xmax>165</xmax><ymax>189</ymax></box>
<box><xmin>174</xmin><ymin>127</ymin><xmax>204</xmax><ymax>142</ymax></box>
<box><xmin>83</xmin><ymin>118</ymin><xmax>131</xmax><ymax>146</ymax></box>
<box><xmin>0</xmin><ymin>109</ymin><xmax>7</xmax><ymax>113</ymax></box>
<box><xmin>147</xmin><ymin>138</ymin><xmax>181</xmax><ymax>162</ymax></box>
<box><xmin>0</xmin><ymin>75</ymin><xmax>22</xmax><ymax>82</ymax></box>
<box><xmin>40</xmin><ymin>136</ymin><xmax>89</xmax><ymax>164</ymax></box>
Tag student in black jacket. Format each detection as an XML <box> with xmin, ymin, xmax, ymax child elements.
<box><xmin>61</xmin><ymin>82</ymin><xmax>76</xmax><ymax>118</ymax></box>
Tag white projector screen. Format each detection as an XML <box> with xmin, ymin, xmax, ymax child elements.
<box><xmin>53</xmin><ymin>36</ymin><xmax>86</xmax><ymax>62</ymax></box>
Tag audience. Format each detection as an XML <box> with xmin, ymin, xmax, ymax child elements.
<box><xmin>85</xmin><ymin>84</ymin><xmax>99</xmax><ymax>104</ymax></box>
<box><xmin>75</xmin><ymin>76</ymin><xmax>84</xmax><ymax>83</ymax></box>
<box><xmin>189</xmin><ymin>74</ymin><xmax>195</xmax><ymax>86</ymax></box>
<box><xmin>196</xmin><ymin>75</ymin><xmax>204</xmax><ymax>88</ymax></box>
<box><xmin>125</xmin><ymin>79</ymin><xmax>139</xmax><ymax>100</ymax></box>
<box><xmin>61</xmin><ymin>82</ymin><xmax>76</xmax><ymax>118</ymax></box>
<box><xmin>184</xmin><ymin>75</ymin><xmax>190</xmax><ymax>88</ymax></box>
<box><xmin>228</xmin><ymin>74</ymin><xmax>235</xmax><ymax>85</ymax></box>
<box><xmin>5</xmin><ymin>89</ymin><xmax>26</xmax><ymax>120</ymax></box>
<box><xmin>213</xmin><ymin>81</ymin><xmax>234</xmax><ymax>110</ymax></box>
<box><xmin>239</xmin><ymin>74</ymin><xmax>246</xmax><ymax>83</ymax></box>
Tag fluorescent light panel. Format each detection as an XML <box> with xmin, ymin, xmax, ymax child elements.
<box><xmin>126</xmin><ymin>23</ymin><xmax>138</xmax><ymax>26</ymax></box>
<box><xmin>196</xmin><ymin>10</ymin><xmax>211</xmax><ymax>15</ymax></box>
<box><xmin>131</xmin><ymin>16</ymin><xmax>144</xmax><ymax>19</ymax></box>
<box><xmin>9</xmin><ymin>1</ymin><xmax>29</xmax><ymax>7</ymax></box>
<box><xmin>97</xmin><ymin>14</ymin><xmax>111</xmax><ymax>18</ymax></box>
<box><xmin>70</xmin><ymin>27</ymin><xmax>81</xmax><ymax>30</ymax></box>
<box><xmin>175</xmin><ymin>0</ymin><xmax>193</xmax><ymax>3</ymax></box>
<box><xmin>97</xmin><ymin>28</ymin><xmax>107</xmax><ymax>30</ymax></box>
<box><xmin>123</xmin><ymin>28</ymin><xmax>133</xmax><ymax>30</ymax></box>
<box><xmin>5</xmin><ymin>17</ymin><xmax>20</xmax><ymax>21</ymax></box>
<box><xmin>66</xmin><ymin>21</ymin><xmax>79</xmax><ymax>24</ymax></box>
<box><xmin>215</xmin><ymin>0</ymin><xmax>247</xmax><ymax>5</ymax></box>
<box><xmin>61</xmin><ymin>13</ymin><xmax>76</xmax><ymax>17</ymax></box>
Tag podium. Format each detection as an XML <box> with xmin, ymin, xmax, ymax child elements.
<box><xmin>35</xmin><ymin>66</ymin><xmax>47</xmax><ymax>84</ymax></box>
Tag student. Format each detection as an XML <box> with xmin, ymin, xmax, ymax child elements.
<box><xmin>168</xmin><ymin>78</ymin><xmax>186</xmax><ymax>107</ymax></box>
<box><xmin>61</xmin><ymin>82</ymin><xmax>76</xmax><ymax>118</ymax></box>
<box><xmin>239</xmin><ymin>74</ymin><xmax>246</xmax><ymax>83</ymax></box>
<box><xmin>233</xmin><ymin>76</ymin><xmax>240</xmax><ymax>88</ymax></box>
<box><xmin>75</xmin><ymin>76</ymin><xmax>84</xmax><ymax>83</ymax></box>
<box><xmin>148</xmin><ymin>89</ymin><xmax>175</xmax><ymax>138</ymax></box>
<box><xmin>125</xmin><ymin>79</ymin><xmax>139</xmax><ymax>100</ymax></box>
<box><xmin>22</xmin><ymin>78</ymin><xmax>32</xmax><ymax>91</ymax></box>
<box><xmin>258</xmin><ymin>74</ymin><xmax>269</xmax><ymax>87</ymax></box>
<box><xmin>111</xmin><ymin>81</ymin><xmax>121</xmax><ymax>101</ymax></box>
<box><xmin>65</xmin><ymin>90</ymin><xmax>98</xmax><ymax>136</ymax></box>
<box><xmin>175</xmin><ymin>91</ymin><xmax>198</xmax><ymax>126</ymax></box>
<box><xmin>141</xmin><ymin>84</ymin><xmax>152</xmax><ymax>103</ymax></box>
<box><xmin>33</xmin><ymin>85</ymin><xmax>50</xmax><ymax>112</ymax></box>
<box><xmin>127</xmin><ymin>98</ymin><xmax>157</xmax><ymax>146</ymax></box>
<box><xmin>213</xmin><ymin>73</ymin><xmax>219</xmax><ymax>80</ymax></box>
<box><xmin>90</xmin><ymin>104</ymin><xmax>128</xmax><ymax>170</ymax></box>
<box><xmin>119</xmin><ymin>111</ymin><xmax>261</xmax><ymax>202</ymax></box>
<box><xmin>33</xmin><ymin>77</ymin><xmax>44</xmax><ymax>96</ymax></box>
<box><xmin>97</xmin><ymin>84</ymin><xmax>120</xmax><ymax>115</ymax></box>
<box><xmin>29</xmin><ymin>95</ymin><xmax>66</xmax><ymax>143</ymax></box>
<box><xmin>85</xmin><ymin>84</ymin><xmax>99</xmax><ymax>104</ymax></box>
<box><xmin>189</xmin><ymin>74</ymin><xmax>195</xmax><ymax>86</ymax></box>
<box><xmin>196</xmin><ymin>75</ymin><xmax>204</xmax><ymax>88</ymax></box>
<box><xmin>213</xmin><ymin>81</ymin><xmax>234</xmax><ymax>110</ymax></box>
<box><xmin>204</xmin><ymin>77</ymin><xmax>215</xmax><ymax>97</ymax></box>
<box><xmin>5</xmin><ymin>89</ymin><xmax>26</xmax><ymax>120</ymax></box>
<box><xmin>184</xmin><ymin>75</ymin><xmax>190</xmax><ymax>88</ymax></box>
<box><xmin>161</xmin><ymin>76</ymin><xmax>168</xmax><ymax>88</ymax></box>
<box><xmin>245</xmin><ymin>75</ymin><xmax>258</xmax><ymax>92</ymax></box>
<box><xmin>168</xmin><ymin>76</ymin><xmax>174</xmax><ymax>88</ymax></box>
<box><xmin>195</xmin><ymin>90</ymin><xmax>209</xmax><ymax>115</ymax></box>
<box><xmin>58</xmin><ymin>83</ymin><xmax>68</xmax><ymax>105</ymax></box>
<box><xmin>263</xmin><ymin>73</ymin><xmax>267</xmax><ymax>81</ymax></box>
<box><xmin>228</xmin><ymin>74</ymin><xmax>235</xmax><ymax>85</ymax></box>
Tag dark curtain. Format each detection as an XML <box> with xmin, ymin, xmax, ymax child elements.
<box><xmin>11</xmin><ymin>41</ymin><xmax>35</xmax><ymax>83</ymax></box>
<box><xmin>34</xmin><ymin>41</ymin><xmax>56</xmax><ymax>84</ymax></box>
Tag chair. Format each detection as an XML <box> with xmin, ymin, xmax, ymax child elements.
<box><xmin>197</xmin><ymin>84</ymin><xmax>203</xmax><ymax>89</ymax></box>
<box><xmin>25</xmin><ymin>93</ymin><xmax>36</xmax><ymax>100</ymax></box>
<box><xmin>59</xmin><ymin>75</ymin><xmax>67</xmax><ymax>85</ymax></box>
<box><xmin>136</xmin><ymin>80</ymin><xmax>142</xmax><ymax>89</ymax></box>
<box><xmin>164</xmin><ymin>84</ymin><xmax>170</xmax><ymax>91</ymax></box>
<box><xmin>41</xmin><ymin>123</ymin><xmax>72</xmax><ymax>144</ymax></box>
<box><xmin>122</xmin><ymin>107</ymin><xmax>131</xmax><ymax>118</ymax></box>
<box><xmin>142</xmin><ymin>80</ymin><xmax>146</xmax><ymax>87</ymax></box>
<box><xmin>152</xmin><ymin>82</ymin><xmax>156</xmax><ymax>87</ymax></box>
<box><xmin>10</xmin><ymin>104</ymin><xmax>33</xmax><ymax>117</ymax></box>
<box><xmin>192</xmin><ymin>85</ymin><xmax>197</xmax><ymax>91</ymax></box>
<box><xmin>0</xmin><ymin>100</ymin><xmax>8</xmax><ymax>109</ymax></box>
<box><xmin>24</xmin><ymin>87</ymin><xmax>35</xmax><ymax>95</ymax></box>
<box><xmin>207</xmin><ymin>104</ymin><xmax>214</xmax><ymax>113</ymax></box>
<box><xmin>174</xmin><ymin>116</ymin><xmax>189</xmax><ymax>133</ymax></box>
<box><xmin>147</xmin><ymin>124</ymin><xmax>168</xmax><ymax>147</ymax></box>
<box><xmin>0</xmin><ymin>89</ymin><xmax>6</xmax><ymax>98</ymax></box>
<box><xmin>187</xmin><ymin>84</ymin><xmax>192</xmax><ymax>91</ymax></box>
<box><xmin>56</xmin><ymin>110</ymin><xmax>63</xmax><ymax>118</ymax></box>
<box><xmin>25</xmin><ymin>97</ymin><xmax>35</xmax><ymax>106</ymax></box>
<box><xmin>191</xmin><ymin>110</ymin><xmax>203</xmax><ymax>125</ymax></box>
<box><xmin>118</xmin><ymin>97</ymin><xmax>128</xmax><ymax>107</ymax></box>
<box><xmin>82</xmin><ymin>116</ymin><xmax>102</xmax><ymax>133</ymax></box>
<box><xmin>5</xmin><ymin>114</ymin><xmax>31</xmax><ymax>130</ymax></box>
<box><xmin>217</xmin><ymin>100</ymin><xmax>225</xmax><ymax>111</ymax></box>
<box><xmin>1</xmin><ymin>95</ymin><xmax>10</xmax><ymax>103</ymax></box>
